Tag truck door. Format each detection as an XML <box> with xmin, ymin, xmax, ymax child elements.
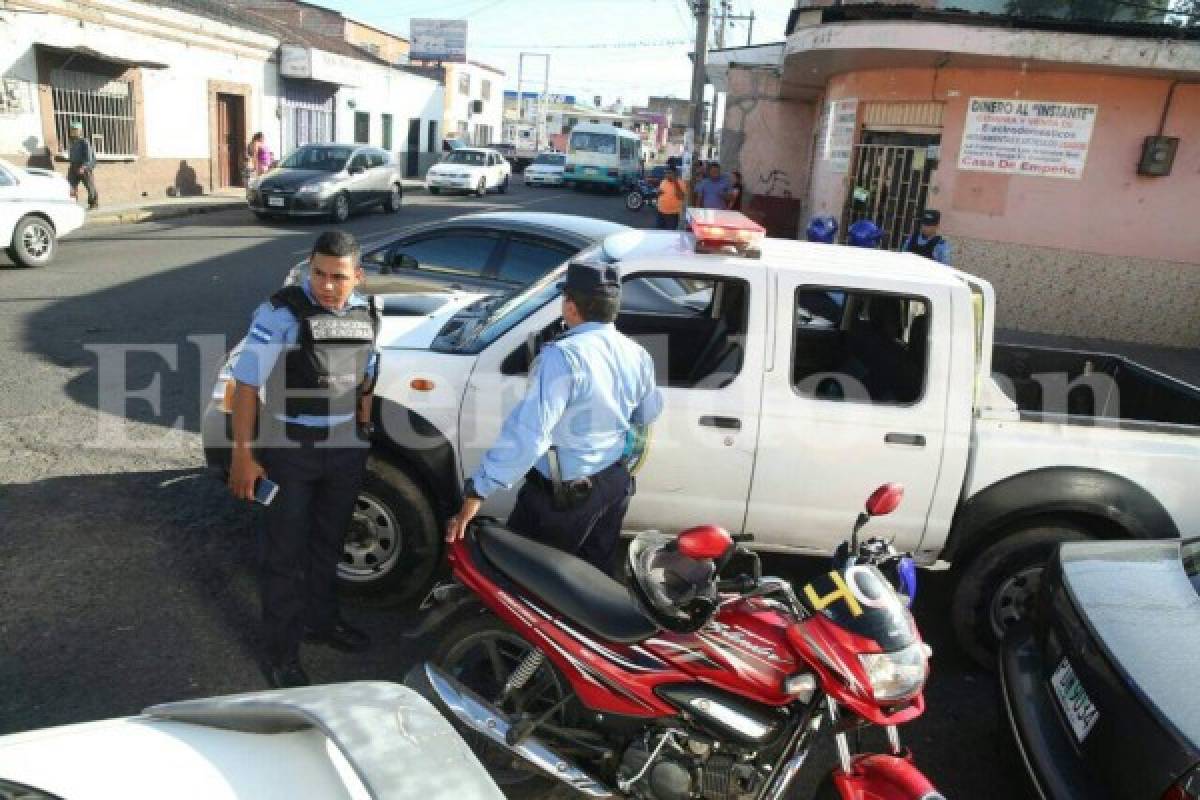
<box><xmin>743</xmin><ymin>274</ymin><xmax>952</xmax><ymax>555</ymax></box>
<box><xmin>459</xmin><ymin>263</ymin><xmax>766</xmax><ymax>535</ymax></box>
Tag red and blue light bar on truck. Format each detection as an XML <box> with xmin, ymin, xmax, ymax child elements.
<box><xmin>687</xmin><ymin>209</ymin><xmax>766</xmax><ymax>257</ymax></box>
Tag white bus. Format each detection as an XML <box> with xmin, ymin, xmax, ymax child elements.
<box><xmin>564</xmin><ymin>123</ymin><xmax>641</xmax><ymax>190</ymax></box>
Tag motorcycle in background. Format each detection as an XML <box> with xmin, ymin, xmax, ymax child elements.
<box><xmin>625</xmin><ymin>179</ymin><xmax>659</xmax><ymax>213</ymax></box>
<box><xmin>407</xmin><ymin>483</ymin><xmax>942</xmax><ymax>800</ymax></box>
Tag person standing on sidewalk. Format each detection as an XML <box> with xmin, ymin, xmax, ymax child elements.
<box><xmin>655</xmin><ymin>166</ymin><xmax>686</xmax><ymax>230</ymax></box>
<box><xmin>445</xmin><ymin>261</ymin><xmax>664</xmax><ymax>576</ymax></box>
<box><xmin>727</xmin><ymin>170</ymin><xmax>745</xmax><ymax>211</ymax></box>
<box><xmin>902</xmin><ymin>209</ymin><xmax>952</xmax><ymax>266</ymax></box>
<box><xmin>695</xmin><ymin>162</ymin><xmax>733</xmax><ymax>210</ymax></box>
<box><xmin>66</xmin><ymin>120</ymin><xmax>98</xmax><ymax>210</ymax></box>
<box><xmin>227</xmin><ymin>231</ymin><xmax>380</xmax><ymax>688</ymax></box>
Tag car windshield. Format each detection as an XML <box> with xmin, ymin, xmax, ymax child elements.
<box><xmin>570</xmin><ymin>132</ymin><xmax>616</xmax><ymax>154</ymax></box>
<box><xmin>534</xmin><ymin>154</ymin><xmax>565</xmax><ymax>165</ymax></box>
<box><xmin>445</xmin><ymin>151</ymin><xmax>487</xmax><ymax>166</ymax></box>
<box><xmin>281</xmin><ymin>146</ymin><xmax>353</xmax><ymax>172</ymax></box>
<box><xmin>431</xmin><ymin>266</ymin><xmax>566</xmax><ymax>355</ymax></box>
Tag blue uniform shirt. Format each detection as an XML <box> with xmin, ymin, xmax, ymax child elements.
<box><xmin>696</xmin><ymin>175</ymin><xmax>733</xmax><ymax>209</ymax></box>
<box><xmin>902</xmin><ymin>233</ymin><xmax>952</xmax><ymax>266</ymax></box>
<box><xmin>469</xmin><ymin>322</ymin><xmax>664</xmax><ymax>499</ymax></box>
<box><xmin>231</xmin><ymin>278</ymin><xmax>378</xmax><ymax>428</ymax></box>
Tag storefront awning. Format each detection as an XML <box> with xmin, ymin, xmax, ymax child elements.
<box><xmin>36</xmin><ymin>43</ymin><xmax>169</xmax><ymax>70</ymax></box>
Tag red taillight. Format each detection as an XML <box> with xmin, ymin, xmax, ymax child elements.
<box><xmin>865</xmin><ymin>483</ymin><xmax>904</xmax><ymax>517</ymax></box>
<box><xmin>677</xmin><ymin>525</ymin><xmax>733</xmax><ymax>560</ymax></box>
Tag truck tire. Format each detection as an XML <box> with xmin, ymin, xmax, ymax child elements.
<box><xmin>951</xmin><ymin>522</ymin><xmax>1089</xmax><ymax>669</ymax></box>
<box><xmin>337</xmin><ymin>455</ymin><xmax>441</xmax><ymax>604</ymax></box>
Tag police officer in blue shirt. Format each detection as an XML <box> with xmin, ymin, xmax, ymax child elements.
<box><xmin>228</xmin><ymin>231</ymin><xmax>379</xmax><ymax>688</ymax></box>
<box><xmin>902</xmin><ymin>209</ymin><xmax>952</xmax><ymax>266</ymax></box>
<box><xmin>445</xmin><ymin>261</ymin><xmax>664</xmax><ymax>574</ymax></box>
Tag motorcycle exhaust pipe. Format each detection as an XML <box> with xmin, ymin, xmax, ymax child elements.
<box><xmin>413</xmin><ymin>663</ymin><xmax>614</xmax><ymax>799</ymax></box>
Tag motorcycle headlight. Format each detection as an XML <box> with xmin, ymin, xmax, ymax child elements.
<box><xmin>858</xmin><ymin>642</ymin><xmax>929</xmax><ymax>702</ymax></box>
<box><xmin>297</xmin><ymin>180</ymin><xmax>333</xmax><ymax>194</ymax></box>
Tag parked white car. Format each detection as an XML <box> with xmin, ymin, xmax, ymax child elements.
<box><xmin>524</xmin><ymin>153</ymin><xmax>566</xmax><ymax>187</ymax></box>
<box><xmin>0</xmin><ymin>682</ymin><xmax>502</xmax><ymax>800</ymax></box>
<box><xmin>0</xmin><ymin>157</ymin><xmax>85</xmax><ymax>268</ymax></box>
<box><xmin>425</xmin><ymin>148</ymin><xmax>511</xmax><ymax>197</ymax></box>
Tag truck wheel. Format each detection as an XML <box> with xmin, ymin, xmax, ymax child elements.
<box><xmin>337</xmin><ymin>456</ymin><xmax>441</xmax><ymax>604</ymax></box>
<box><xmin>330</xmin><ymin>192</ymin><xmax>351</xmax><ymax>224</ymax></box>
<box><xmin>951</xmin><ymin>522</ymin><xmax>1089</xmax><ymax>668</ymax></box>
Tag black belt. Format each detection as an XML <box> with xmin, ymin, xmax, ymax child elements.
<box><xmin>525</xmin><ymin>460</ymin><xmax>626</xmax><ymax>511</ymax></box>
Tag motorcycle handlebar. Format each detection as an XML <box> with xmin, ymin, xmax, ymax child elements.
<box><xmin>717</xmin><ymin>575</ymin><xmax>757</xmax><ymax>594</ymax></box>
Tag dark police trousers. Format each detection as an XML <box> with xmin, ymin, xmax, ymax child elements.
<box><xmin>506</xmin><ymin>461</ymin><xmax>632</xmax><ymax>576</ymax></box>
<box><xmin>258</xmin><ymin>429</ymin><xmax>368</xmax><ymax>663</ymax></box>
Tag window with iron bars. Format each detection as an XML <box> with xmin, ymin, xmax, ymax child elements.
<box><xmin>50</xmin><ymin>68</ymin><xmax>137</xmax><ymax>157</ymax></box>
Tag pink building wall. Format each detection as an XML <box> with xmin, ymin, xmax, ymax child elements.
<box><xmin>813</xmin><ymin>67</ymin><xmax>1200</xmax><ymax>265</ymax></box>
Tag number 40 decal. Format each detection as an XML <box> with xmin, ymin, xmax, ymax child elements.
<box><xmin>803</xmin><ymin>567</ymin><xmax>892</xmax><ymax>618</ymax></box>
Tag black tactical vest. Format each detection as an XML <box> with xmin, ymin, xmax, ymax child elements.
<box><xmin>905</xmin><ymin>234</ymin><xmax>943</xmax><ymax>260</ymax></box>
<box><xmin>267</xmin><ymin>286</ymin><xmax>378</xmax><ymax>419</ymax></box>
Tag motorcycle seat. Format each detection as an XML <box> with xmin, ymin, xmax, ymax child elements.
<box><xmin>474</xmin><ymin>523</ymin><xmax>659</xmax><ymax>645</ymax></box>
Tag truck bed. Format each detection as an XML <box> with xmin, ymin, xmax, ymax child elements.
<box><xmin>992</xmin><ymin>343</ymin><xmax>1200</xmax><ymax>431</ymax></box>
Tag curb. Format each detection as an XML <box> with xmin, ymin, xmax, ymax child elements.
<box><xmin>86</xmin><ymin>200</ymin><xmax>246</xmax><ymax>228</ymax></box>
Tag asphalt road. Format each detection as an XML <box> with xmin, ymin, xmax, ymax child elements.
<box><xmin>0</xmin><ymin>183</ymin><xmax>1033</xmax><ymax>798</ymax></box>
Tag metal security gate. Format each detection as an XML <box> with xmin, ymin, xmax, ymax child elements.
<box><xmin>842</xmin><ymin>137</ymin><xmax>939</xmax><ymax>251</ymax></box>
<box><xmin>282</xmin><ymin>79</ymin><xmax>336</xmax><ymax>153</ymax></box>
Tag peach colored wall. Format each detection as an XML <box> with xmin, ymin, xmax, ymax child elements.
<box><xmin>720</xmin><ymin>68</ymin><xmax>816</xmax><ymax>206</ymax></box>
<box><xmin>814</xmin><ymin>67</ymin><xmax>1200</xmax><ymax>265</ymax></box>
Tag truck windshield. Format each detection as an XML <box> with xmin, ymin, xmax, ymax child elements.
<box><xmin>431</xmin><ymin>266</ymin><xmax>566</xmax><ymax>355</ymax></box>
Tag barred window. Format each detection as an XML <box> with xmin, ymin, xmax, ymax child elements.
<box><xmin>51</xmin><ymin>68</ymin><xmax>137</xmax><ymax>157</ymax></box>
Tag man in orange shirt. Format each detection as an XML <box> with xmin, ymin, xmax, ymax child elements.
<box><xmin>656</xmin><ymin>166</ymin><xmax>686</xmax><ymax>231</ymax></box>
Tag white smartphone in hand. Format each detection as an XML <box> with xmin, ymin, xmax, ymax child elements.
<box><xmin>254</xmin><ymin>477</ymin><xmax>279</xmax><ymax>506</ymax></box>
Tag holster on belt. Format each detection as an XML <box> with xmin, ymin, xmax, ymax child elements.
<box><xmin>540</xmin><ymin>447</ymin><xmax>593</xmax><ymax>511</ymax></box>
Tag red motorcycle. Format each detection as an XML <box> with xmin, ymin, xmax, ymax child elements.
<box><xmin>407</xmin><ymin>484</ymin><xmax>943</xmax><ymax>800</ymax></box>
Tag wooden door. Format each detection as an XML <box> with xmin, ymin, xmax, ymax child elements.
<box><xmin>217</xmin><ymin>93</ymin><xmax>246</xmax><ymax>188</ymax></box>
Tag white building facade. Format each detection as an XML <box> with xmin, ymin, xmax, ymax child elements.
<box><xmin>0</xmin><ymin>0</ymin><xmax>443</xmax><ymax>204</ymax></box>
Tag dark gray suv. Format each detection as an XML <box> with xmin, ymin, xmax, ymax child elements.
<box><xmin>247</xmin><ymin>144</ymin><xmax>403</xmax><ymax>223</ymax></box>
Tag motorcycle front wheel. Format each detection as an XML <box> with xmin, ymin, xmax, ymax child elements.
<box><xmin>430</xmin><ymin>615</ymin><xmax>573</xmax><ymax>800</ymax></box>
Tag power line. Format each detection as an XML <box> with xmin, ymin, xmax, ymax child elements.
<box><xmin>474</xmin><ymin>38</ymin><xmax>692</xmax><ymax>49</ymax></box>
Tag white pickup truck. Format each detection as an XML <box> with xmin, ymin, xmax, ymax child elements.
<box><xmin>205</xmin><ymin>218</ymin><xmax>1200</xmax><ymax>666</ymax></box>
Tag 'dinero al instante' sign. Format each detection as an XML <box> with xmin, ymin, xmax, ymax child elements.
<box><xmin>957</xmin><ymin>97</ymin><xmax>1098</xmax><ymax>180</ymax></box>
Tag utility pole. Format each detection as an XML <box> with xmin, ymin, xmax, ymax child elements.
<box><xmin>688</xmin><ymin>0</ymin><xmax>710</xmax><ymax>164</ymax></box>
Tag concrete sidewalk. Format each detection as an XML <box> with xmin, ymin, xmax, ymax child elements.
<box><xmin>84</xmin><ymin>189</ymin><xmax>246</xmax><ymax>227</ymax></box>
<box><xmin>84</xmin><ymin>179</ymin><xmax>428</xmax><ymax>227</ymax></box>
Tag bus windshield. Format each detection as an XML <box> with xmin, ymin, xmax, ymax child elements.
<box><xmin>570</xmin><ymin>132</ymin><xmax>617</xmax><ymax>154</ymax></box>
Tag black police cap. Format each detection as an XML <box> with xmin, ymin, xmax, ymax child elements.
<box><xmin>558</xmin><ymin>261</ymin><xmax>621</xmax><ymax>296</ymax></box>
<box><xmin>919</xmin><ymin>209</ymin><xmax>941</xmax><ymax>226</ymax></box>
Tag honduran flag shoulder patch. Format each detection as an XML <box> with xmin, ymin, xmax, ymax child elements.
<box><xmin>249</xmin><ymin>323</ymin><xmax>274</xmax><ymax>344</ymax></box>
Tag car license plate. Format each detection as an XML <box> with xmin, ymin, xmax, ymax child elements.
<box><xmin>1051</xmin><ymin>658</ymin><xmax>1099</xmax><ymax>742</ymax></box>
<box><xmin>267</xmin><ymin>196</ymin><xmax>285</xmax><ymax>207</ymax></box>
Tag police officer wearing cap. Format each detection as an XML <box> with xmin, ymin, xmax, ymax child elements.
<box><xmin>445</xmin><ymin>260</ymin><xmax>664</xmax><ymax>574</ymax></box>
<box><xmin>903</xmin><ymin>209</ymin><xmax>952</xmax><ymax>266</ymax></box>
<box><xmin>228</xmin><ymin>230</ymin><xmax>379</xmax><ymax>688</ymax></box>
